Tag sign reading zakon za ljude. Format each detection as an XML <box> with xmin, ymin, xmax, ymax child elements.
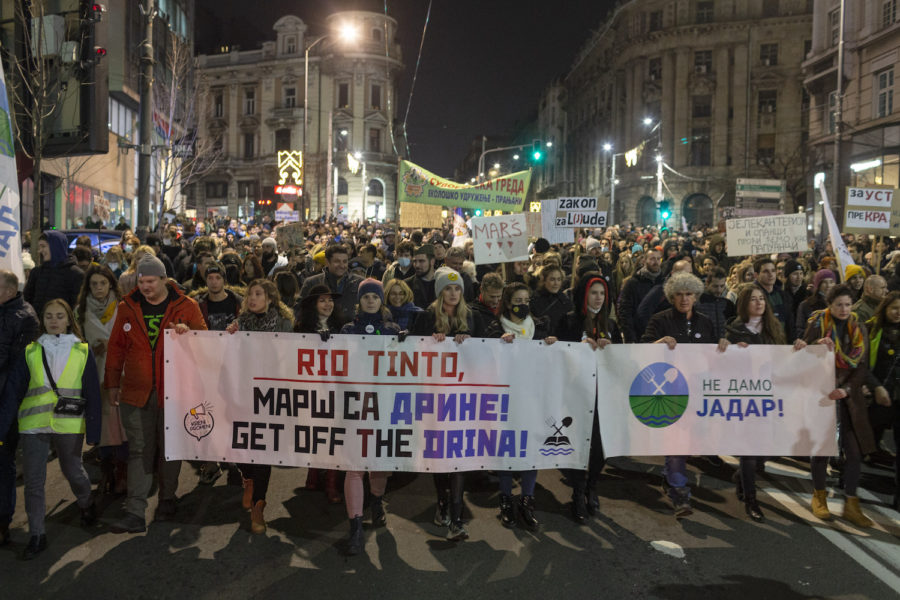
<box><xmin>843</xmin><ymin>185</ymin><xmax>900</xmax><ymax>235</ymax></box>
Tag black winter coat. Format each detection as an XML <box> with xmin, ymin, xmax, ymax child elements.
<box><xmin>24</xmin><ymin>230</ymin><xmax>84</xmax><ymax>315</ymax></box>
<box><xmin>641</xmin><ymin>308</ymin><xmax>717</xmax><ymax>344</ymax></box>
<box><xmin>617</xmin><ymin>268</ymin><xmax>661</xmax><ymax>342</ymax></box>
<box><xmin>530</xmin><ymin>289</ymin><xmax>574</xmax><ymax>337</ymax></box>
<box><xmin>410</xmin><ymin>306</ymin><xmax>487</xmax><ymax>338</ymax></box>
<box><xmin>0</xmin><ymin>293</ymin><xmax>40</xmax><ymax>401</ymax></box>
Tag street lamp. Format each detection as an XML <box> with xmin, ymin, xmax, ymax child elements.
<box><xmin>304</xmin><ymin>24</ymin><xmax>357</xmax><ymax>217</ymax></box>
<box><xmin>604</xmin><ymin>144</ymin><xmax>626</xmax><ymax>226</ymax></box>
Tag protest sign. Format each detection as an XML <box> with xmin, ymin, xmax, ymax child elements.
<box><xmin>276</xmin><ymin>222</ymin><xmax>304</xmax><ymax>250</ymax></box>
<box><xmin>398</xmin><ymin>160</ymin><xmax>531</xmax><ymax>212</ymax></box>
<box><xmin>399</xmin><ymin>201</ymin><xmax>443</xmax><ymax>228</ymax></box>
<box><xmin>595</xmin><ymin>344</ymin><xmax>836</xmax><ymax>457</ymax></box>
<box><xmin>0</xmin><ymin>58</ymin><xmax>23</xmax><ymax>282</ymax></box>
<box><xmin>843</xmin><ymin>186</ymin><xmax>899</xmax><ymax>235</ymax></box>
<box><xmin>471</xmin><ymin>213</ymin><xmax>529</xmax><ymax>264</ymax></box>
<box><xmin>725</xmin><ymin>213</ymin><xmax>807</xmax><ymax>256</ymax></box>
<box><xmin>164</xmin><ymin>332</ymin><xmax>595</xmax><ymax>472</ymax></box>
<box><xmin>275</xmin><ymin>203</ymin><xmax>300</xmax><ymax>223</ymax></box>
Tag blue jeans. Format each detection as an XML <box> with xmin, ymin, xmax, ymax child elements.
<box><xmin>0</xmin><ymin>428</ymin><xmax>16</xmax><ymax>526</ymax></box>
<box><xmin>663</xmin><ymin>456</ymin><xmax>690</xmax><ymax>501</ymax></box>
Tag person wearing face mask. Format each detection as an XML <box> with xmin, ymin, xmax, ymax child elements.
<box><xmin>803</xmin><ymin>284</ymin><xmax>879</xmax><ymax>528</ymax></box>
<box><xmin>530</xmin><ymin>264</ymin><xmax>574</xmax><ymax>337</ymax></box>
<box><xmin>725</xmin><ymin>284</ymin><xmax>807</xmax><ymax>522</ymax></box>
<box><xmin>486</xmin><ymin>282</ymin><xmax>556</xmax><ymax>531</ymax></box>
<box><xmin>796</xmin><ymin>269</ymin><xmax>836</xmax><ymax>339</ymax></box>
<box><xmin>102</xmin><ymin>246</ymin><xmax>126</xmax><ymax>278</ymax></box>
<box><xmin>560</xmin><ymin>272</ymin><xmax>622</xmax><ymax>523</ymax></box>
<box><xmin>0</xmin><ymin>299</ymin><xmax>101</xmax><ymax>559</ymax></box>
<box><xmin>383</xmin><ymin>278</ymin><xmax>422</xmax><ymax>330</ymax></box>
<box><xmin>865</xmin><ymin>291</ymin><xmax>900</xmax><ymax>510</ymax></box>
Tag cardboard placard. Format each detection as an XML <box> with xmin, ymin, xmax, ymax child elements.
<box><xmin>725</xmin><ymin>214</ymin><xmax>807</xmax><ymax>256</ymax></box>
<box><xmin>276</xmin><ymin>222</ymin><xmax>305</xmax><ymax>251</ymax></box>
<box><xmin>399</xmin><ymin>202</ymin><xmax>444</xmax><ymax>228</ymax></box>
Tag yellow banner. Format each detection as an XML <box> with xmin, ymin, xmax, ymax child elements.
<box><xmin>398</xmin><ymin>160</ymin><xmax>531</xmax><ymax>212</ymax></box>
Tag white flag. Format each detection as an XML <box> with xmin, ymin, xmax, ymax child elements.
<box><xmin>0</xmin><ymin>56</ymin><xmax>23</xmax><ymax>283</ymax></box>
<box><xmin>818</xmin><ymin>181</ymin><xmax>855</xmax><ymax>281</ymax></box>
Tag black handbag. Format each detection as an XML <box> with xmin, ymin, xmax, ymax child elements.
<box><xmin>41</xmin><ymin>347</ymin><xmax>86</xmax><ymax>416</ymax></box>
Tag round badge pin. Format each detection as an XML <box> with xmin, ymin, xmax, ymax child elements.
<box><xmin>123</xmin><ymin>323</ymin><xmax>132</xmax><ymax>332</ymax></box>
<box><xmin>694</xmin><ymin>333</ymin><xmax>701</xmax><ymax>338</ymax></box>
<box><xmin>365</xmin><ymin>324</ymin><xmax>375</xmax><ymax>333</ymax></box>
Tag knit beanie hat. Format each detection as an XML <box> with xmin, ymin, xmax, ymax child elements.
<box><xmin>358</xmin><ymin>278</ymin><xmax>384</xmax><ymax>303</ymax></box>
<box><xmin>434</xmin><ymin>266</ymin><xmax>464</xmax><ymax>298</ymax></box>
<box><xmin>812</xmin><ymin>268</ymin><xmax>836</xmax><ymax>291</ymax></box>
<box><xmin>137</xmin><ymin>256</ymin><xmax>166</xmax><ymax>279</ymax></box>
<box><xmin>783</xmin><ymin>259</ymin><xmax>804</xmax><ymax>276</ymax></box>
<box><xmin>585</xmin><ymin>237</ymin><xmax>602</xmax><ymax>252</ymax></box>
<box><xmin>844</xmin><ymin>264</ymin><xmax>865</xmax><ymax>280</ymax></box>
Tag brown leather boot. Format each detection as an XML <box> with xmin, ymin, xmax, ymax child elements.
<box><xmin>811</xmin><ymin>489</ymin><xmax>832</xmax><ymax>520</ymax></box>
<box><xmin>250</xmin><ymin>500</ymin><xmax>266</xmax><ymax>534</ymax></box>
<box><xmin>842</xmin><ymin>496</ymin><xmax>873</xmax><ymax>528</ymax></box>
<box><xmin>324</xmin><ymin>470</ymin><xmax>342</xmax><ymax>504</ymax></box>
<box><xmin>305</xmin><ymin>468</ymin><xmax>320</xmax><ymax>490</ymax></box>
<box><xmin>242</xmin><ymin>477</ymin><xmax>254</xmax><ymax>510</ymax></box>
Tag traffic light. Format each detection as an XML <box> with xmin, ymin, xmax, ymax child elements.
<box><xmin>474</xmin><ymin>208</ymin><xmax>483</xmax><ymax>217</ymax></box>
<box><xmin>659</xmin><ymin>200</ymin><xmax>671</xmax><ymax>220</ymax></box>
<box><xmin>532</xmin><ymin>139</ymin><xmax>542</xmax><ymax>161</ymax></box>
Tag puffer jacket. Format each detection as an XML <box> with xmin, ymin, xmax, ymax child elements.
<box><xmin>0</xmin><ymin>292</ymin><xmax>40</xmax><ymax>395</ymax></box>
<box><xmin>104</xmin><ymin>282</ymin><xmax>207</xmax><ymax>407</ymax></box>
<box><xmin>530</xmin><ymin>288</ymin><xmax>575</xmax><ymax>337</ymax></box>
<box><xmin>23</xmin><ymin>230</ymin><xmax>84</xmax><ymax>315</ymax></box>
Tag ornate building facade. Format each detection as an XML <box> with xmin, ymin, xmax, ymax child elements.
<box><xmin>539</xmin><ymin>0</ymin><xmax>813</xmax><ymax>227</ymax></box>
<box><xmin>195</xmin><ymin>11</ymin><xmax>404</xmax><ymax>221</ymax></box>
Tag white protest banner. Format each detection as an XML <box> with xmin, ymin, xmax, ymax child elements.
<box><xmin>540</xmin><ymin>200</ymin><xmax>575</xmax><ymax>245</ymax></box>
<box><xmin>594</xmin><ymin>344</ymin><xmax>837</xmax><ymax>457</ymax></box>
<box><xmin>164</xmin><ymin>331</ymin><xmax>595</xmax><ymax>472</ymax></box>
<box><xmin>725</xmin><ymin>213</ymin><xmax>807</xmax><ymax>257</ymax></box>
<box><xmin>470</xmin><ymin>213</ymin><xmax>529</xmax><ymax>264</ymax></box>
<box><xmin>0</xmin><ymin>57</ymin><xmax>23</xmax><ymax>282</ymax></box>
<box><xmin>843</xmin><ymin>185</ymin><xmax>898</xmax><ymax>235</ymax></box>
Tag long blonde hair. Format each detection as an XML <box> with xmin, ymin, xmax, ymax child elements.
<box><xmin>431</xmin><ymin>293</ymin><xmax>470</xmax><ymax>334</ymax></box>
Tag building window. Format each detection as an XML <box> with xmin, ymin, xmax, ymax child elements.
<box><xmin>696</xmin><ymin>1</ymin><xmax>714</xmax><ymax>24</ymax></box>
<box><xmin>244</xmin><ymin>89</ymin><xmax>255</xmax><ymax>115</ymax></box>
<box><xmin>648</xmin><ymin>11</ymin><xmax>663</xmax><ymax>31</ymax></box>
<box><xmin>237</xmin><ymin>181</ymin><xmax>258</xmax><ymax>200</ymax></box>
<box><xmin>372</xmin><ymin>28</ymin><xmax>383</xmax><ymax>42</ymax></box>
<box><xmin>757</xmin><ymin>134</ymin><xmax>775</xmax><ymax>165</ymax></box>
<box><xmin>876</xmin><ymin>67</ymin><xmax>894</xmax><ymax>118</ymax></box>
<box><xmin>762</xmin><ymin>0</ymin><xmax>779</xmax><ymax>18</ymax></box>
<box><xmin>692</xmin><ymin>95</ymin><xmax>712</xmax><ymax>118</ymax></box>
<box><xmin>368</xmin><ymin>179</ymin><xmax>384</xmax><ymax>196</ymax></box>
<box><xmin>337</xmin><ymin>83</ymin><xmax>349</xmax><ymax>108</ymax></box>
<box><xmin>371</xmin><ymin>84</ymin><xmax>382</xmax><ymax>109</ymax></box>
<box><xmin>827</xmin><ymin>91</ymin><xmax>837</xmax><ymax>134</ymax></box>
<box><xmin>883</xmin><ymin>0</ymin><xmax>897</xmax><ymax>28</ymax></box>
<box><xmin>283</xmin><ymin>87</ymin><xmax>296</xmax><ymax>108</ymax></box>
<box><xmin>338</xmin><ymin>177</ymin><xmax>348</xmax><ymax>195</ymax></box>
<box><xmin>694</xmin><ymin>50</ymin><xmax>712</xmax><ymax>74</ymax></box>
<box><xmin>829</xmin><ymin>8</ymin><xmax>840</xmax><ymax>47</ymax></box>
<box><xmin>275</xmin><ymin>129</ymin><xmax>291</xmax><ymax>152</ymax></box>
<box><xmin>690</xmin><ymin>128</ymin><xmax>711</xmax><ymax>166</ymax></box>
<box><xmin>368</xmin><ymin>128</ymin><xmax>381</xmax><ymax>153</ymax></box>
<box><xmin>205</xmin><ymin>182</ymin><xmax>227</xmax><ymax>198</ymax></box>
<box><xmin>760</xmin><ymin>43</ymin><xmax>778</xmax><ymax>66</ymax></box>
<box><xmin>758</xmin><ymin>90</ymin><xmax>778</xmax><ymax>113</ymax></box>
<box><xmin>243</xmin><ymin>133</ymin><xmax>254</xmax><ymax>158</ymax></box>
<box><xmin>648</xmin><ymin>57</ymin><xmax>662</xmax><ymax>80</ymax></box>
<box><xmin>334</xmin><ymin>128</ymin><xmax>349</xmax><ymax>152</ymax></box>
<box><xmin>213</xmin><ymin>92</ymin><xmax>224</xmax><ymax>118</ymax></box>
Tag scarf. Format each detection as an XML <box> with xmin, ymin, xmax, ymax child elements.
<box><xmin>499</xmin><ymin>314</ymin><xmax>535</xmax><ymax>340</ymax></box>
<box><xmin>812</xmin><ymin>308</ymin><xmax>864</xmax><ymax>369</ymax></box>
<box><xmin>86</xmin><ymin>293</ymin><xmax>116</xmax><ymax>324</ymax></box>
<box><xmin>745</xmin><ymin>316</ymin><xmax>763</xmax><ymax>334</ymax></box>
<box><xmin>238</xmin><ymin>307</ymin><xmax>280</xmax><ymax>332</ymax></box>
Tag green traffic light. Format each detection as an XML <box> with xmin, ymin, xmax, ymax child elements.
<box><xmin>533</xmin><ymin>151</ymin><xmax>542</xmax><ymax>161</ymax></box>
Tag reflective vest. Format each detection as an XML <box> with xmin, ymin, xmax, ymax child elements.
<box><xmin>19</xmin><ymin>342</ymin><xmax>89</xmax><ymax>435</ymax></box>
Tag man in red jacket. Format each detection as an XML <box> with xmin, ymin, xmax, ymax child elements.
<box><xmin>104</xmin><ymin>257</ymin><xmax>207</xmax><ymax>533</ymax></box>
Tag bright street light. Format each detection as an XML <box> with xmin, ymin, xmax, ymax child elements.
<box><xmin>338</xmin><ymin>23</ymin><xmax>359</xmax><ymax>43</ymax></box>
<box><xmin>643</xmin><ymin>117</ymin><xmax>653</xmax><ymax>126</ymax></box>
<box><xmin>493</xmin><ymin>162</ymin><xmax>500</xmax><ymax>169</ymax></box>
<box><xmin>603</xmin><ymin>143</ymin><xmax>612</xmax><ymax>152</ymax></box>
<box><xmin>513</xmin><ymin>154</ymin><xmax>519</xmax><ymax>160</ymax></box>
<box><xmin>545</xmin><ymin>141</ymin><xmax>553</xmax><ymax>148</ymax></box>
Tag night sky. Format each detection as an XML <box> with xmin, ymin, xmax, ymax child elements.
<box><xmin>195</xmin><ymin>0</ymin><xmax>614</xmax><ymax>178</ymax></box>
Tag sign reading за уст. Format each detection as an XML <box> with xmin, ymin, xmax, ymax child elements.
<box><xmin>843</xmin><ymin>186</ymin><xmax>899</xmax><ymax>235</ymax></box>
<box><xmin>725</xmin><ymin>213</ymin><xmax>807</xmax><ymax>256</ymax></box>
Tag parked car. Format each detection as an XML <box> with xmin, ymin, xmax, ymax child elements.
<box><xmin>61</xmin><ymin>229</ymin><xmax>123</xmax><ymax>254</ymax></box>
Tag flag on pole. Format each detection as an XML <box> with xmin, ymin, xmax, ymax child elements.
<box><xmin>451</xmin><ymin>213</ymin><xmax>470</xmax><ymax>248</ymax></box>
<box><xmin>818</xmin><ymin>180</ymin><xmax>855</xmax><ymax>281</ymax></box>
<box><xmin>0</xmin><ymin>55</ymin><xmax>24</xmax><ymax>283</ymax></box>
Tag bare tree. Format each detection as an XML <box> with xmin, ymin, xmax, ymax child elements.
<box><xmin>151</xmin><ymin>29</ymin><xmax>222</xmax><ymax>228</ymax></box>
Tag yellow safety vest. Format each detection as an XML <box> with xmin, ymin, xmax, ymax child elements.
<box><xmin>19</xmin><ymin>342</ymin><xmax>89</xmax><ymax>435</ymax></box>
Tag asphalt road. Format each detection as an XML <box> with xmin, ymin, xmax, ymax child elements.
<box><xmin>1</xmin><ymin>453</ymin><xmax>898</xmax><ymax>600</ymax></box>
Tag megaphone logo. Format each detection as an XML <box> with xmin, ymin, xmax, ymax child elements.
<box><xmin>184</xmin><ymin>402</ymin><xmax>214</xmax><ymax>440</ymax></box>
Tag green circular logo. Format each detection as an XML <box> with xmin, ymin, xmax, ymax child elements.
<box><xmin>628</xmin><ymin>362</ymin><xmax>689</xmax><ymax>428</ymax></box>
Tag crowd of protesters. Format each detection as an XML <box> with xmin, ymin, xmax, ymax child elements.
<box><xmin>0</xmin><ymin>212</ymin><xmax>897</xmax><ymax>559</ymax></box>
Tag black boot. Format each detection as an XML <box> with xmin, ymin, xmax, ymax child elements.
<box><xmin>519</xmin><ymin>495</ymin><xmax>539</xmax><ymax>531</ymax></box>
<box><xmin>571</xmin><ymin>491</ymin><xmax>588</xmax><ymax>524</ymax></box>
<box><xmin>346</xmin><ymin>516</ymin><xmax>364</xmax><ymax>556</ymax></box>
<box><xmin>370</xmin><ymin>495</ymin><xmax>386</xmax><ymax>527</ymax></box>
<box><xmin>0</xmin><ymin>522</ymin><xmax>9</xmax><ymax>546</ymax></box>
<box><xmin>745</xmin><ymin>497</ymin><xmax>765</xmax><ymax>522</ymax></box>
<box><xmin>586</xmin><ymin>489</ymin><xmax>599</xmax><ymax>516</ymax></box>
<box><xmin>80</xmin><ymin>501</ymin><xmax>98</xmax><ymax>527</ymax></box>
<box><xmin>433</xmin><ymin>495</ymin><xmax>450</xmax><ymax>527</ymax></box>
<box><xmin>499</xmin><ymin>494</ymin><xmax>516</xmax><ymax>528</ymax></box>
<box><xmin>22</xmin><ymin>534</ymin><xmax>47</xmax><ymax>560</ymax></box>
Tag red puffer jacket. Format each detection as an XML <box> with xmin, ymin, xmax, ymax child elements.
<box><xmin>104</xmin><ymin>282</ymin><xmax>207</xmax><ymax>407</ymax></box>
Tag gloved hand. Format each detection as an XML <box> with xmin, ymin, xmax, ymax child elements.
<box><xmin>319</xmin><ymin>330</ymin><xmax>331</xmax><ymax>342</ymax></box>
<box><xmin>397</xmin><ymin>330</ymin><xmax>409</xmax><ymax>343</ymax></box>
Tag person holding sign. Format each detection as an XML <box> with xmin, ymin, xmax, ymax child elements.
<box><xmin>725</xmin><ymin>285</ymin><xmax>807</xmax><ymax>522</ymax></box>
<box><xmin>411</xmin><ymin>267</ymin><xmax>487</xmax><ymax>541</ymax></box>
<box><xmin>0</xmin><ymin>299</ymin><xmax>101</xmax><ymax>559</ymax></box>
<box><xmin>641</xmin><ymin>272</ymin><xmax>729</xmax><ymax>518</ymax></box>
<box><xmin>560</xmin><ymin>273</ymin><xmax>622</xmax><ymax>523</ymax></box>
<box><xmin>226</xmin><ymin>279</ymin><xmax>294</xmax><ymax>534</ymax></box>
<box><xmin>802</xmin><ymin>284</ymin><xmax>878</xmax><ymax>528</ymax></box>
<box><xmin>338</xmin><ymin>279</ymin><xmax>399</xmax><ymax>555</ymax></box>
<box><xmin>487</xmin><ymin>282</ymin><xmax>557</xmax><ymax>530</ymax></box>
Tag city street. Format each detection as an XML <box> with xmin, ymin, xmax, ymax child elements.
<box><xmin>1</xmin><ymin>453</ymin><xmax>898</xmax><ymax>599</ymax></box>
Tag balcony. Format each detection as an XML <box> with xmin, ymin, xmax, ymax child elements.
<box><xmin>266</xmin><ymin>106</ymin><xmax>304</xmax><ymax>127</ymax></box>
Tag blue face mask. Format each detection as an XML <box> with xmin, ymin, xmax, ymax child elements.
<box><xmin>397</xmin><ymin>257</ymin><xmax>411</xmax><ymax>268</ymax></box>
